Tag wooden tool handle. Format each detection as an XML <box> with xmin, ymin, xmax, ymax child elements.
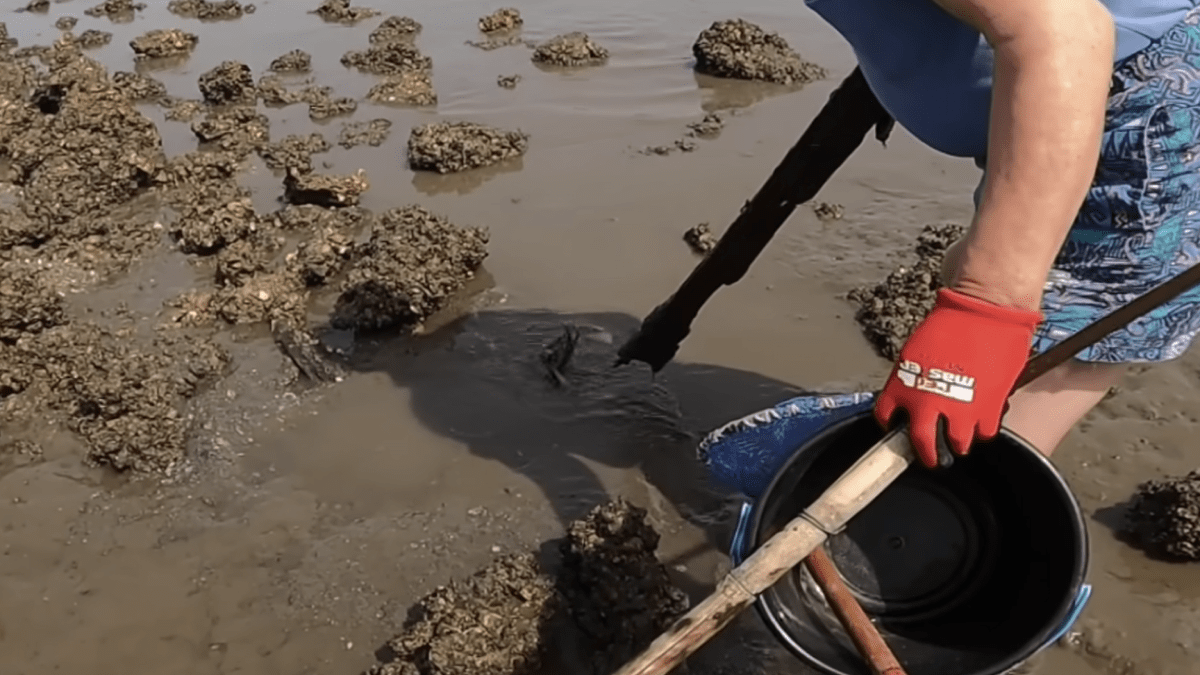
<box><xmin>804</xmin><ymin>548</ymin><xmax>907</xmax><ymax>675</ymax></box>
<box><xmin>612</xmin><ymin>429</ymin><xmax>915</xmax><ymax>675</ymax></box>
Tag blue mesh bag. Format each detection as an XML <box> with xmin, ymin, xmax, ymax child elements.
<box><xmin>696</xmin><ymin>391</ymin><xmax>878</xmax><ymax>500</ymax></box>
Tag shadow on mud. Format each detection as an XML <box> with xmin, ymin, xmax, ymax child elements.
<box><xmin>345</xmin><ymin>307</ymin><xmax>807</xmax><ymax>673</ymax></box>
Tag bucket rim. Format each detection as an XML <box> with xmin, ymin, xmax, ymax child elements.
<box><xmin>743</xmin><ymin>410</ymin><xmax>1091</xmax><ymax>675</ymax></box>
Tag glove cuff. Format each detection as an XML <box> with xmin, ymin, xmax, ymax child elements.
<box><xmin>935</xmin><ymin>288</ymin><xmax>1043</xmax><ymax>331</ymax></box>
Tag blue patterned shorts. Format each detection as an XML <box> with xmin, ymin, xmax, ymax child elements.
<box><xmin>1006</xmin><ymin>9</ymin><xmax>1200</xmax><ymax>363</ymax></box>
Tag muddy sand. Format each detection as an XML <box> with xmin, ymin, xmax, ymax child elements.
<box><xmin>2</xmin><ymin>6</ymin><xmax>1199</xmax><ymax>675</ymax></box>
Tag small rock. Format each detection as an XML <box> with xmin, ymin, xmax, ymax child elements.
<box><xmin>693</xmin><ymin>18</ymin><xmax>826</xmax><ymax>85</ymax></box>
<box><xmin>812</xmin><ymin>201</ymin><xmax>844</xmax><ymax>221</ymax></box>
<box><xmin>130</xmin><ymin>28</ymin><xmax>199</xmax><ymax>59</ymax></box>
<box><xmin>369</xmin><ymin>15</ymin><xmax>421</xmax><ymax>43</ymax></box>
<box><xmin>283</xmin><ymin>168</ymin><xmax>370</xmax><ymax>208</ymax></box>
<box><xmin>312</xmin><ymin>0</ymin><xmax>379</xmax><ymax>25</ymax></box>
<box><xmin>269</xmin><ymin>49</ymin><xmax>311</xmax><ymax>73</ymax></box>
<box><xmin>479</xmin><ymin>8</ymin><xmax>522</xmax><ymax>34</ymax></box>
<box><xmin>407</xmin><ymin>121</ymin><xmax>528</xmax><ymax>174</ymax></box>
<box><xmin>683</xmin><ymin>223</ymin><xmax>717</xmax><ymax>255</ymax></box>
<box><xmin>531</xmin><ymin>32</ymin><xmax>608</xmax><ymax>67</ymax></box>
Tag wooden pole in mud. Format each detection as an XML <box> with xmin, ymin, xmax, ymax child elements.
<box><xmin>615</xmin><ymin>67</ymin><xmax>893</xmax><ymax>373</ymax></box>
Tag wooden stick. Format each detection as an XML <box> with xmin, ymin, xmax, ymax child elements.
<box><xmin>615</xmin><ymin>67</ymin><xmax>892</xmax><ymax>373</ymax></box>
<box><xmin>804</xmin><ymin>548</ymin><xmax>908</xmax><ymax>675</ymax></box>
<box><xmin>611</xmin><ymin>429</ymin><xmax>915</xmax><ymax>675</ymax></box>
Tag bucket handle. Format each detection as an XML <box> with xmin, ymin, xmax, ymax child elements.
<box><xmin>1043</xmin><ymin>583</ymin><xmax>1091</xmax><ymax>649</ymax></box>
<box><xmin>729</xmin><ymin>499</ymin><xmax>1092</xmax><ymax>651</ymax></box>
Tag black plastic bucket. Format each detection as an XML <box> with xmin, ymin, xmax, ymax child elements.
<box><xmin>729</xmin><ymin>411</ymin><xmax>1091</xmax><ymax>675</ymax></box>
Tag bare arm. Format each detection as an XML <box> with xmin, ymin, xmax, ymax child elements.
<box><xmin>934</xmin><ymin>0</ymin><xmax>1116</xmax><ymax>311</ymax></box>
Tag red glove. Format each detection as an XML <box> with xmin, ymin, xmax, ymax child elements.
<box><xmin>875</xmin><ymin>288</ymin><xmax>1042</xmax><ymax>468</ymax></box>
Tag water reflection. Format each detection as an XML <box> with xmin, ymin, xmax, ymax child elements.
<box><xmin>693</xmin><ymin>71</ymin><xmax>804</xmax><ymax>112</ymax></box>
<box><xmin>411</xmin><ymin>157</ymin><xmax>525</xmax><ymax>196</ymax></box>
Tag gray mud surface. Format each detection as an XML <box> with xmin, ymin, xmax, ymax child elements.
<box><xmin>693</xmin><ymin>19</ymin><xmax>826</xmax><ymax>85</ymax></box>
<box><xmin>407</xmin><ymin>121</ymin><xmax>529</xmax><ymax>174</ymax></box>
<box><xmin>846</xmin><ymin>223</ymin><xmax>964</xmax><ymax>360</ymax></box>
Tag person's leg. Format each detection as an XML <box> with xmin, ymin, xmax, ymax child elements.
<box><xmin>1001</xmin><ymin>359</ymin><xmax>1125</xmax><ymax>456</ymax></box>
<box><xmin>939</xmin><ymin>235</ymin><xmax>1127</xmax><ymax>456</ymax></box>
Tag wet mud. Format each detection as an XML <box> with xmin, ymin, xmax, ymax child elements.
<box><xmin>693</xmin><ymin>19</ymin><xmax>826</xmax><ymax>85</ymax></box>
<box><xmin>407</xmin><ymin>121</ymin><xmax>529</xmax><ymax>174</ymax></box>
<box><xmin>1</xmin><ymin>6</ymin><xmax>1195</xmax><ymax>675</ymax></box>
<box><xmin>531</xmin><ymin>32</ymin><xmax>608</xmax><ymax>67</ymax></box>
<box><xmin>365</xmin><ymin>499</ymin><xmax>686</xmax><ymax>675</ymax></box>
<box><xmin>846</xmin><ymin>223</ymin><xmax>964</xmax><ymax>360</ymax></box>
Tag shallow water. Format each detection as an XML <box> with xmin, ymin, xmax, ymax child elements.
<box><xmin>1</xmin><ymin>2</ymin><xmax>1198</xmax><ymax>675</ymax></box>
